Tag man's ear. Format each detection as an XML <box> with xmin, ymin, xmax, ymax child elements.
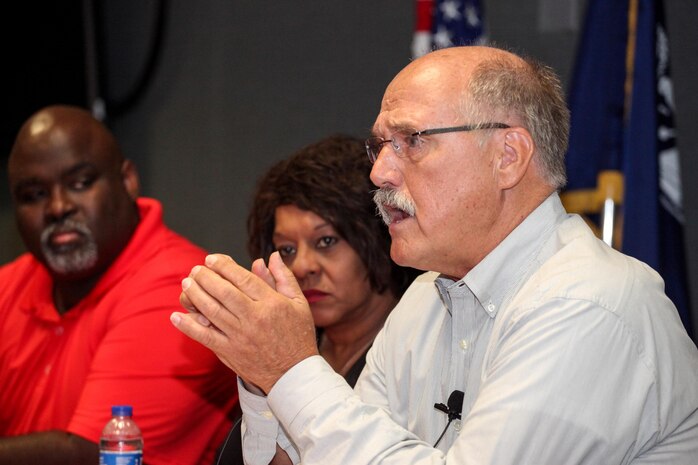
<box><xmin>496</xmin><ymin>127</ymin><xmax>535</xmax><ymax>190</ymax></box>
<box><xmin>121</xmin><ymin>159</ymin><xmax>140</xmax><ymax>200</ymax></box>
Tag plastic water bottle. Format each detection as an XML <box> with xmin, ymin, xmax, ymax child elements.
<box><xmin>99</xmin><ymin>405</ymin><xmax>143</xmax><ymax>465</ymax></box>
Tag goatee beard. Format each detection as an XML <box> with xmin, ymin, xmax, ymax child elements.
<box><xmin>40</xmin><ymin>219</ymin><xmax>98</xmax><ymax>274</ymax></box>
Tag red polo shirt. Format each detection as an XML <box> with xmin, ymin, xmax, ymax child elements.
<box><xmin>0</xmin><ymin>198</ymin><xmax>238</xmax><ymax>465</ymax></box>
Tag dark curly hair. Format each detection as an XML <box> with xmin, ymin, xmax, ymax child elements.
<box><xmin>247</xmin><ymin>134</ymin><xmax>419</xmax><ymax>298</ymax></box>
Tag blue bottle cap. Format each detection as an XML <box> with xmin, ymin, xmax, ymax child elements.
<box><xmin>111</xmin><ymin>405</ymin><xmax>133</xmax><ymax>417</ymax></box>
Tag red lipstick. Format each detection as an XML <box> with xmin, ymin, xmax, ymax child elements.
<box><xmin>303</xmin><ymin>289</ymin><xmax>328</xmax><ymax>303</ymax></box>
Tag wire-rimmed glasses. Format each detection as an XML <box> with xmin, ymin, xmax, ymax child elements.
<box><xmin>365</xmin><ymin>123</ymin><xmax>510</xmax><ymax>163</ymax></box>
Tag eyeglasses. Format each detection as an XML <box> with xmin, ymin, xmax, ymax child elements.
<box><xmin>365</xmin><ymin>123</ymin><xmax>510</xmax><ymax>164</ymax></box>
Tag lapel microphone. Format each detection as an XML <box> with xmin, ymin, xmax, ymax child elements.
<box><xmin>433</xmin><ymin>390</ymin><xmax>464</xmax><ymax>447</ymax></box>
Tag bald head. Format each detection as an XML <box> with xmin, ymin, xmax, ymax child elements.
<box><xmin>383</xmin><ymin>47</ymin><xmax>521</xmax><ymax>119</ymax></box>
<box><xmin>9</xmin><ymin>105</ymin><xmax>123</xmax><ymax>172</ymax></box>
<box><xmin>7</xmin><ymin>105</ymin><xmax>140</xmax><ymax>300</ymax></box>
<box><xmin>383</xmin><ymin>46</ymin><xmax>569</xmax><ymax>190</ymax></box>
<box><xmin>394</xmin><ymin>46</ymin><xmax>523</xmax><ymax>88</ymax></box>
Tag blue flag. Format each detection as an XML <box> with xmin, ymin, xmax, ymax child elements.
<box><xmin>564</xmin><ymin>0</ymin><xmax>692</xmax><ymax>337</ymax></box>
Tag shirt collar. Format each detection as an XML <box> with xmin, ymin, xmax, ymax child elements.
<box><xmin>18</xmin><ymin>197</ymin><xmax>163</xmax><ymax>321</ymax></box>
<box><xmin>436</xmin><ymin>193</ymin><xmax>567</xmax><ymax>318</ymax></box>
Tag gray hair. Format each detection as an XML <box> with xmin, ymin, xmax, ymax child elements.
<box><xmin>465</xmin><ymin>53</ymin><xmax>569</xmax><ymax>190</ymax></box>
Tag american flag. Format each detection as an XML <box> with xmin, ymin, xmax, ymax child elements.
<box><xmin>412</xmin><ymin>0</ymin><xmax>487</xmax><ymax>58</ymax></box>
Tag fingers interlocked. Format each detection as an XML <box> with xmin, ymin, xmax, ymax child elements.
<box><xmin>172</xmin><ymin>252</ymin><xmax>318</xmax><ymax>392</ymax></box>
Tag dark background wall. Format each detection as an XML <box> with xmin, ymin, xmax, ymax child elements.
<box><xmin>2</xmin><ymin>0</ymin><xmax>697</xmax><ymax>336</ymax></box>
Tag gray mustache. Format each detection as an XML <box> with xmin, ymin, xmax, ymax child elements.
<box><xmin>372</xmin><ymin>188</ymin><xmax>416</xmax><ymax>225</ymax></box>
<box><xmin>40</xmin><ymin>219</ymin><xmax>92</xmax><ymax>247</ymax></box>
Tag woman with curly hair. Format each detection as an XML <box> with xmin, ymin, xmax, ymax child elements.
<box><xmin>247</xmin><ymin>134</ymin><xmax>419</xmax><ymax>385</ymax></box>
<box><xmin>215</xmin><ymin>134</ymin><xmax>419</xmax><ymax>464</ymax></box>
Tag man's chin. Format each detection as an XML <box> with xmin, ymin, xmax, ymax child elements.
<box><xmin>42</xmin><ymin>252</ymin><xmax>99</xmax><ymax>278</ymax></box>
<box><xmin>389</xmin><ymin>240</ymin><xmax>414</xmax><ymax>268</ymax></box>
<box><xmin>46</xmin><ymin>243</ymin><xmax>84</xmax><ymax>257</ymax></box>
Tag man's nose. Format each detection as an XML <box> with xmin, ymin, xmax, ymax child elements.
<box><xmin>370</xmin><ymin>148</ymin><xmax>402</xmax><ymax>189</ymax></box>
<box><xmin>44</xmin><ymin>186</ymin><xmax>76</xmax><ymax>222</ymax></box>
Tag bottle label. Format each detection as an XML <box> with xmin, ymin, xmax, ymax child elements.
<box><xmin>99</xmin><ymin>450</ymin><xmax>143</xmax><ymax>465</ymax></box>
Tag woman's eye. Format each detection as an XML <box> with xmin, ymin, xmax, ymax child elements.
<box><xmin>317</xmin><ymin>236</ymin><xmax>338</xmax><ymax>249</ymax></box>
<box><xmin>275</xmin><ymin>245</ymin><xmax>296</xmax><ymax>257</ymax></box>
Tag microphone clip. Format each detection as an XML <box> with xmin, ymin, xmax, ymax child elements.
<box><xmin>433</xmin><ymin>401</ymin><xmax>461</xmax><ymax>421</ymax></box>
<box><xmin>432</xmin><ymin>389</ymin><xmax>465</xmax><ymax>447</ymax></box>
<box><xmin>434</xmin><ymin>389</ymin><xmax>464</xmax><ymax>422</ymax></box>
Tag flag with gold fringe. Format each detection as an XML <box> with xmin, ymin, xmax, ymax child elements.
<box><xmin>562</xmin><ymin>0</ymin><xmax>692</xmax><ymax>337</ymax></box>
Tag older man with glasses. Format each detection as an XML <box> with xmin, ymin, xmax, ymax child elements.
<box><xmin>171</xmin><ymin>45</ymin><xmax>698</xmax><ymax>465</ymax></box>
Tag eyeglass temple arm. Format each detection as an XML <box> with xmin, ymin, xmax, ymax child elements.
<box><xmin>417</xmin><ymin>123</ymin><xmax>510</xmax><ymax>136</ymax></box>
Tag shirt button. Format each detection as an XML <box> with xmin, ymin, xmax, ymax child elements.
<box><xmin>453</xmin><ymin>420</ymin><xmax>462</xmax><ymax>431</ymax></box>
<box><xmin>54</xmin><ymin>326</ymin><xmax>64</xmax><ymax>336</ymax></box>
<box><xmin>459</xmin><ymin>339</ymin><xmax>469</xmax><ymax>350</ymax></box>
<box><xmin>261</xmin><ymin>410</ymin><xmax>274</xmax><ymax>419</ymax></box>
<box><xmin>487</xmin><ymin>303</ymin><xmax>496</xmax><ymax>313</ymax></box>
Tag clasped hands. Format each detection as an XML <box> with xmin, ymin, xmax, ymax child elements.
<box><xmin>170</xmin><ymin>252</ymin><xmax>319</xmax><ymax>394</ymax></box>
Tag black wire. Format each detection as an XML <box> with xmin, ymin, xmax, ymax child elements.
<box><xmin>433</xmin><ymin>419</ymin><xmax>453</xmax><ymax>448</ymax></box>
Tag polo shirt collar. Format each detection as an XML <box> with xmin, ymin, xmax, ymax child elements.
<box><xmin>18</xmin><ymin>198</ymin><xmax>163</xmax><ymax>322</ymax></box>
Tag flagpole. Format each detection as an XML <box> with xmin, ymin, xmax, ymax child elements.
<box><xmin>624</xmin><ymin>0</ymin><xmax>638</xmax><ymax>120</ymax></box>
<box><xmin>597</xmin><ymin>0</ymin><xmax>641</xmax><ymax>250</ymax></box>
